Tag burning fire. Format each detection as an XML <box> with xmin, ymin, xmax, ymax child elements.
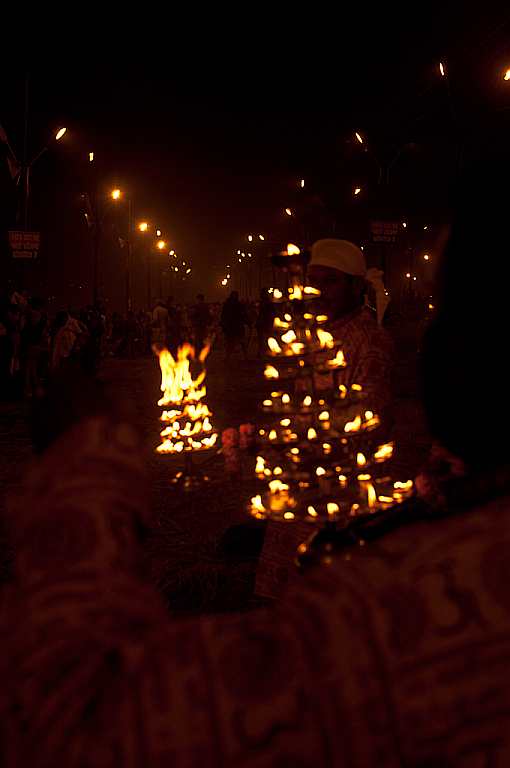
<box><xmin>264</xmin><ymin>365</ymin><xmax>279</xmax><ymax>379</ymax></box>
<box><xmin>155</xmin><ymin>345</ymin><xmax>217</xmax><ymax>454</ymax></box>
<box><xmin>268</xmin><ymin>337</ymin><xmax>282</xmax><ymax>354</ymax></box>
<box><xmin>286</xmin><ymin>243</ymin><xmax>301</xmax><ymax>255</ymax></box>
<box><xmin>316</xmin><ymin>329</ymin><xmax>335</xmax><ymax>349</ymax></box>
<box><xmin>327</xmin><ymin>349</ymin><xmax>346</xmax><ymax>368</ymax></box>
<box><xmin>374</xmin><ymin>442</ymin><xmax>394</xmax><ymax>462</ymax></box>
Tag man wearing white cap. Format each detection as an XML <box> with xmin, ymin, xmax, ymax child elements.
<box><xmin>254</xmin><ymin>240</ymin><xmax>394</xmax><ymax>602</ymax></box>
<box><xmin>308</xmin><ymin>238</ymin><xmax>393</xmax><ymax>426</ymax></box>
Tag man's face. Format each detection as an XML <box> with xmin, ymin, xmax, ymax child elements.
<box><xmin>308</xmin><ymin>265</ymin><xmax>359</xmax><ymax>317</ymax></box>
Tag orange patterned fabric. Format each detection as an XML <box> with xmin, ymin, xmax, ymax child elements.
<box><xmin>3</xmin><ymin>416</ymin><xmax>510</xmax><ymax>766</ymax></box>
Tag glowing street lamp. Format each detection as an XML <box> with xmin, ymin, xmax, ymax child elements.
<box><xmin>355</xmin><ymin>132</ymin><xmax>363</xmax><ymax>144</ymax></box>
<box><xmin>156</xmin><ymin>229</ymin><xmax>162</xmax><ymax>237</ymax></box>
<box><xmin>439</xmin><ymin>62</ymin><xmax>446</xmax><ymax>77</ymax></box>
<box><xmin>423</xmin><ymin>253</ymin><xmax>430</xmax><ymax>261</ymax></box>
<box><xmin>156</xmin><ymin>240</ymin><xmax>166</xmax><ymax>250</ymax></box>
<box><xmin>285</xmin><ymin>207</ymin><xmax>293</xmax><ymax>216</ymax></box>
<box><xmin>55</xmin><ymin>127</ymin><xmax>67</xmax><ymax>141</ymax></box>
<box><xmin>111</xmin><ymin>188</ymin><xmax>121</xmax><ymax>201</ymax></box>
<box><xmin>138</xmin><ymin>221</ymin><xmax>149</xmax><ymax>232</ymax></box>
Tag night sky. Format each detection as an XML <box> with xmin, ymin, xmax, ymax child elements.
<box><xmin>1</xmin><ymin>8</ymin><xmax>509</xmax><ymax>307</ymax></box>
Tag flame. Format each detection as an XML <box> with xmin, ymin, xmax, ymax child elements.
<box><xmin>318</xmin><ymin>410</ymin><xmax>330</xmax><ymax>421</ymax></box>
<box><xmin>304</xmin><ymin>286</ymin><xmax>321</xmax><ymax>295</ymax></box>
<box><xmin>505</xmin><ymin>68</ymin><xmax>510</xmax><ymax>81</ymax></box>
<box><xmin>317</xmin><ymin>329</ymin><xmax>335</xmax><ymax>349</ymax></box>
<box><xmin>364</xmin><ymin>413</ymin><xmax>381</xmax><ymax>430</ymax></box>
<box><xmin>345</xmin><ymin>415</ymin><xmax>362</xmax><ymax>433</ymax></box>
<box><xmin>323</xmin><ymin>442</ymin><xmax>332</xmax><ymax>454</ymax></box>
<box><xmin>365</xmin><ymin>410</ymin><xmax>374</xmax><ymax>419</ymax></box>
<box><xmin>287</xmin><ymin>243</ymin><xmax>301</xmax><ymax>255</ymax></box>
<box><xmin>280</xmin><ymin>418</ymin><xmax>291</xmax><ymax>426</ymax></box>
<box><xmin>394</xmin><ymin>480</ymin><xmax>413</xmax><ymax>491</ymax></box>
<box><xmin>281</xmin><ymin>393</ymin><xmax>291</xmax><ymax>404</ymax></box>
<box><xmin>273</xmin><ymin>289</ymin><xmax>283</xmax><ymax>300</ymax></box>
<box><xmin>264</xmin><ymin>365</ymin><xmax>279</xmax><ymax>379</ymax></box>
<box><xmin>274</xmin><ymin>317</ymin><xmax>290</xmax><ymax>329</ymax></box>
<box><xmin>157</xmin><ymin>344</ymin><xmax>208</xmax><ymax>407</ymax></box>
<box><xmin>303</xmin><ymin>312</ymin><xmax>314</xmax><ymax>320</ymax></box>
<box><xmin>283</xmin><ymin>511</ymin><xmax>295</xmax><ymax>520</ymax></box>
<box><xmin>351</xmin><ymin>383</ymin><xmax>363</xmax><ymax>392</ymax></box>
<box><xmin>308</xmin><ymin>427</ymin><xmax>318</xmax><ymax>440</ymax></box>
<box><xmin>290</xmin><ymin>447</ymin><xmax>299</xmax><ymax>455</ymax></box>
<box><xmin>316</xmin><ymin>467</ymin><xmax>326</xmax><ymax>476</ymax></box>
<box><xmin>289</xmin><ymin>285</ymin><xmax>303</xmax><ymax>301</ymax></box>
<box><xmin>327</xmin><ymin>349</ymin><xmax>346</xmax><ymax>368</ymax></box>
<box><xmin>269</xmin><ymin>430</ymin><xmax>277</xmax><ymax>440</ymax></box>
<box><xmin>338</xmin><ymin>385</ymin><xmax>347</xmax><ymax>399</ymax></box>
<box><xmin>268</xmin><ymin>337</ymin><xmax>282</xmax><ymax>354</ymax></box>
<box><xmin>338</xmin><ymin>474</ymin><xmax>347</xmax><ymax>487</ymax></box>
<box><xmin>357</xmin><ymin>452</ymin><xmax>367</xmax><ymax>466</ymax></box>
<box><xmin>307</xmin><ymin>506</ymin><xmax>318</xmax><ymax>518</ymax></box>
<box><xmin>255</xmin><ymin>456</ymin><xmax>265</xmax><ymax>474</ymax></box>
<box><xmin>303</xmin><ymin>395</ymin><xmax>312</xmax><ymax>407</ymax></box>
<box><xmin>316</xmin><ymin>314</ymin><xmax>328</xmax><ymax>323</ymax></box>
<box><xmin>374</xmin><ymin>442</ymin><xmax>394</xmax><ymax>462</ymax></box>
<box><xmin>378</xmin><ymin>495</ymin><xmax>394</xmax><ymax>505</ymax></box>
<box><xmin>156</xmin><ymin>345</ymin><xmax>217</xmax><ymax>454</ymax></box>
<box><xmin>290</xmin><ymin>343</ymin><xmax>305</xmax><ymax>354</ymax></box>
<box><xmin>251</xmin><ymin>495</ymin><xmax>265</xmax><ymax>513</ymax></box>
<box><xmin>263</xmin><ymin>399</ymin><xmax>273</xmax><ymax>407</ymax></box>
<box><xmin>269</xmin><ymin>478</ymin><xmax>289</xmax><ymax>494</ymax></box>
<box><xmin>281</xmin><ymin>329</ymin><xmax>297</xmax><ymax>344</ymax></box>
<box><xmin>273</xmin><ymin>466</ymin><xmax>283</xmax><ymax>475</ymax></box>
<box><xmin>367</xmin><ymin>483</ymin><xmax>378</xmax><ymax>509</ymax></box>
<box><xmin>327</xmin><ymin>502</ymin><xmax>339</xmax><ymax>515</ymax></box>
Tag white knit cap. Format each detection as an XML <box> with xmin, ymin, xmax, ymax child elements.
<box><xmin>311</xmin><ymin>239</ymin><xmax>367</xmax><ymax>277</ymax></box>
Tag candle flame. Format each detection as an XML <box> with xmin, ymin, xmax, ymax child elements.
<box><xmin>327</xmin><ymin>349</ymin><xmax>346</xmax><ymax>368</ymax></box>
<box><xmin>374</xmin><ymin>442</ymin><xmax>394</xmax><ymax>462</ymax></box>
<box><xmin>281</xmin><ymin>393</ymin><xmax>291</xmax><ymax>404</ymax></box>
<box><xmin>316</xmin><ymin>467</ymin><xmax>326</xmax><ymax>476</ymax></box>
<box><xmin>273</xmin><ymin>317</ymin><xmax>290</xmax><ymax>329</ymax></box>
<box><xmin>269</xmin><ymin>430</ymin><xmax>277</xmax><ymax>440</ymax></box>
<box><xmin>367</xmin><ymin>483</ymin><xmax>378</xmax><ymax>509</ymax></box>
<box><xmin>273</xmin><ymin>289</ymin><xmax>283</xmax><ymax>299</ymax></box>
<box><xmin>307</xmin><ymin>506</ymin><xmax>318</xmax><ymax>517</ymax></box>
<box><xmin>264</xmin><ymin>365</ymin><xmax>279</xmax><ymax>379</ymax></box>
<box><xmin>345</xmin><ymin>415</ymin><xmax>362</xmax><ymax>433</ymax></box>
<box><xmin>255</xmin><ymin>456</ymin><xmax>265</xmax><ymax>474</ymax></box>
<box><xmin>357</xmin><ymin>452</ymin><xmax>367</xmax><ymax>466</ymax></box>
<box><xmin>327</xmin><ymin>502</ymin><xmax>339</xmax><ymax>515</ymax></box>
<box><xmin>303</xmin><ymin>395</ymin><xmax>312</xmax><ymax>407</ymax></box>
<box><xmin>304</xmin><ymin>286</ymin><xmax>321</xmax><ymax>295</ymax></box>
<box><xmin>269</xmin><ymin>478</ymin><xmax>289</xmax><ymax>494</ymax></box>
<box><xmin>317</xmin><ymin>329</ymin><xmax>335</xmax><ymax>349</ymax></box>
<box><xmin>316</xmin><ymin>314</ymin><xmax>328</xmax><ymax>323</ymax></box>
<box><xmin>251</xmin><ymin>495</ymin><xmax>265</xmax><ymax>513</ymax></box>
<box><xmin>287</xmin><ymin>243</ymin><xmax>300</xmax><ymax>255</ymax></box>
<box><xmin>281</xmin><ymin>329</ymin><xmax>297</xmax><ymax>344</ymax></box>
<box><xmin>318</xmin><ymin>410</ymin><xmax>330</xmax><ymax>421</ymax></box>
<box><xmin>308</xmin><ymin>428</ymin><xmax>318</xmax><ymax>440</ymax></box>
<box><xmin>394</xmin><ymin>480</ymin><xmax>413</xmax><ymax>491</ymax></box>
<box><xmin>268</xmin><ymin>337</ymin><xmax>282</xmax><ymax>354</ymax></box>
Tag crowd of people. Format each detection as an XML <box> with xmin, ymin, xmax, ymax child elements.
<box><xmin>0</xmin><ymin>289</ymin><xmax>278</xmax><ymax>402</ymax></box>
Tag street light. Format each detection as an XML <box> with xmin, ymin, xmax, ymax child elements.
<box><xmin>111</xmin><ymin>188</ymin><xmax>121</xmax><ymax>201</ymax></box>
<box><xmin>55</xmin><ymin>127</ymin><xmax>67</xmax><ymax>141</ymax></box>
<box><xmin>285</xmin><ymin>207</ymin><xmax>293</xmax><ymax>216</ymax></box>
<box><xmin>156</xmin><ymin>240</ymin><xmax>166</xmax><ymax>250</ymax></box>
<box><xmin>423</xmin><ymin>253</ymin><xmax>430</xmax><ymax>261</ymax></box>
<box><xmin>138</xmin><ymin>221</ymin><xmax>149</xmax><ymax>232</ymax></box>
<box><xmin>439</xmin><ymin>62</ymin><xmax>446</xmax><ymax>77</ymax></box>
<box><xmin>355</xmin><ymin>132</ymin><xmax>363</xmax><ymax>144</ymax></box>
<box><xmin>89</xmin><ymin>151</ymin><xmax>94</xmax><ymax>163</ymax></box>
<box><xmin>156</xmin><ymin>229</ymin><xmax>162</xmax><ymax>237</ymax></box>
<box><xmin>354</xmin><ymin>187</ymin><xmax>362</xmax><ymax>196</ymax></box>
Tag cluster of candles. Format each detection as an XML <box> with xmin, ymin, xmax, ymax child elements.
<box><xmin>155</xmin><ymin>345</ymin><xmax>218</xmax><ymax>454</ymax></box>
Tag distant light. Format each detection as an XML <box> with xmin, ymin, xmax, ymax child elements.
<box><xmin>88</xmin><ymin>151</ymin><xmax>94</xmax><ymax>163</ymax></box>
<box><xmin>237</xmin><ymin>250</ymin><xmax>241</xmax><ymax>255</ymax></box>
<box><xmin>300</xmin><ymin>178</ymin><xmax>305</xmax><ymax>188</ymax></box>
<box><xmin>248</xmin><ymin>253</ymin><xmax>252</xmax><ymax>258</ymax></box>
<box><xmin>238</xmin><ymin>258</ymin><xmax>242</xmax><ymax>262</ymax></box>
<box><xmin>138</xmin><ymin>221</ymin><xmax>149</xmax><ymax>232</ymax></box>
<box><xmin>354</xmin><ymin>187</ymin><xmax>362</xmax><ymax>196</ymax></box>
<box><xmin>402</xmin><ymin>221</ymin><xmax>407</xmax><ymax>228</ymax></box>
<box><xmin>221</xmin><ymin>278</ymin><xmax>228</xmax><ymax>286</ymax></box>
<box><xmin>423</xmin><ymin>225</ymin><xmax>428</xmax><ymax>230</ymax></box>
<box><xmin>439</xmin><ymin>61</ymin><xmax>446</xmax><ymax>77</ymax></box>
<box><xmin>169</xmin><ymin>250</ymin><xmax>175</xmax><ymax>256</ymax></box>
<box><xmin>226</xmin><ymin>273</ymin><xmax>231</xmax><ymax>278</ymax></box>
<box><xmin>285</xmin><ymin>207</ymin><xmax>293</xmax><ymax>216</ymax></box>
<box><xmin>174</xmin><ymin>267</ymin><xmax>179</xmax><ymax>272</ymax></box>
<box><xmin>248</xmin><ymin>234</ymin><xmax>253</xmax><ymax>241</ymax></box>
<box><xmin>405</xmin><ymin>272</ymin><xmax>411</xmax><ymax>279</ymax></box>
<box><xmin>55</xmin><ymin>127</ymin><xmax>67</xmax><ymax>141</ymax></box>
<box><xmin>258</xmin><ymin>234</ymin><xmax>265</xmax><ymax>241</ymax></box>
<box><xmin>111</xmin><ymin>188</ymin><xmax>121</xmax><ymax>200</ymax></box>
<box><xmin>186</xmin><ymin>268</ymin><xmax>191</xmax><ymax>274</ymax></box>
<box><xmin>355</xmin><ymin>132</ymin><xmax>363</xmax><ymax>144</ymax></box>
<box><xmin>413</xmin><ymin>276</ymin><xmax>417</xmax><ymax>281</ymax></box>
<box><xmin>428</xmin><ymin>303</ymin><xmax>435</xmax><ymax>310</ymax></box>
<box><xmin>360</xmin><ymin>246</ymin><xmax>364</xmax><ymax>250</ymax></box>
<box><xmin>156</xmin><ymin>229</ymin><xmax>162</xmax><ymax>237</ymax></box>
<box><xmin>505</xmin><ymin>68</ymin><xmax>510</xmax><ymax>81</ymax></box>
<box><xmin>423</xmin><ymin>253</ymin><xmax>430</xmax><ymax>261</ymax></box>
<box><xmin>226</xmin><ymin>264</ymin><xmax>231</xmax><ymax>268</ymax></box>
<box><xmin>156</xmin><ymin>240</ymin><xmax>166</xmax><ymax>250</ymax></box>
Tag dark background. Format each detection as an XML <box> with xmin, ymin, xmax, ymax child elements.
<box><xmin>1</xmin><ymin>7</ymin><xmax>509</xmax><ymax>309</ymax></box>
